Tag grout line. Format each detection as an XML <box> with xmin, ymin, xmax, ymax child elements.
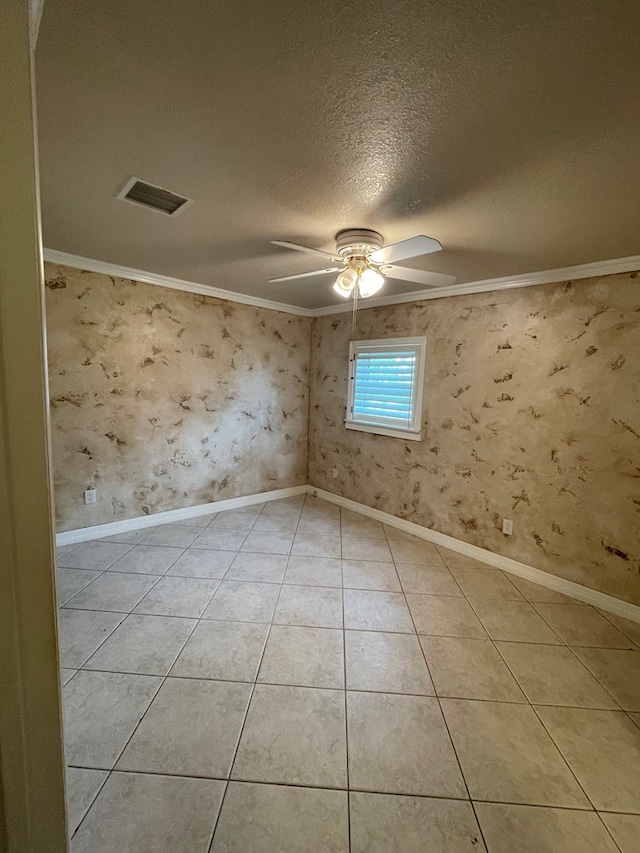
<box><xmin>339</xmin><ymin>506</ymin><xmax>352</xmax><ymax>853</ymax></box>
<box><xmin>206</xmin><ymin>495</ymin><xmax>307</xmax><ymax>849</ymax></box>
<box><xmin>60</xmin><ymin>495</ymin><xmax>640</xmax><ymax>846</ymax></box>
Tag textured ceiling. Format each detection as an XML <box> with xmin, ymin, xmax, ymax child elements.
<box><xmin>36</xmin><ymin>0</ymin><xmax>640</xmax><ymax>309</ymax></box>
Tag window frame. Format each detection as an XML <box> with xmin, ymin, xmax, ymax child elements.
<box><xmin>345</xmin><ymin>336</ymin><xmax>426</xmax><ymax>441</ymax></box>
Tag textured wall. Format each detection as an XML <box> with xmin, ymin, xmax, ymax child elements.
<box><xmin>45</xmin><ymin>264</ymin><xmax>310</xmax><ymax>531</ymax></box>
<box><xmin>309</xmin><ymin>273</ymin><xmax>640</xmax><ymax>605</ymax></box>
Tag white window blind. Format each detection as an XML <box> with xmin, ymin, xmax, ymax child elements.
<box><xmin>346</xmin><ymin>337</ymin><xmax>426</xmax><ymax>440</ymax></box>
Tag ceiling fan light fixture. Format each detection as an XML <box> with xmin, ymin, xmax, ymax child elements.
<box><xmin>358</xmin><ymin>267</ymin><xmax>385</xmax><ymax>298</ymax></box>
<box><xmin>333</xmin><ymin>267</ymin><xmax>358</xmax><ymax>297</ymax></box>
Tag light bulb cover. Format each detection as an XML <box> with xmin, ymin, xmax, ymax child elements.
<box><xmin>333</xmin><ymin>267</ymin><xmax>358</xmax><ymax>297</ymax></box>
<box><xmin>358</xmin><ymin>267</ymin><xmax>385</xmax><ymax>298</ymax></box>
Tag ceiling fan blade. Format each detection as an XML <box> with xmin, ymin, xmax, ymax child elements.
<box><xmin>383</xmin><ymin>265</ymin><xmax>456</xmax><ymax>288</ymax></box>
<box><xmin>369</xmin><ymin>235</ymin><xmax>442</xmax><ymax>264</ymax></box>
<box><xmin>271</xmin><ymin>240</ymin><xmax>338</xmax><ymax>261</ymax></box>
<box><xmin>268</xmin><ymin>267</ymin><xmax>342</xmax><ymax>283</ymax></box>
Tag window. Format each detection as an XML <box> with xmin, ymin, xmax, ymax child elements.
<box><xmin>346</xmin><ymin>337</ymin><xmax>426</xmax><ymax>440</ymax></box>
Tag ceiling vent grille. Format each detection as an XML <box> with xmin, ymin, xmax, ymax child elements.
<box><xmin>117</xmin><ymin>177</ymin><xmax>192</xmax><ymax>216</ymax></box>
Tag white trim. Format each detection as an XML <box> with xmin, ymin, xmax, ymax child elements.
<box><xmin>55</xmin><ymin>485</ymin><xmax>307</xmax><ymax>545</ymax></box>
<box><xmin>345</xmin><ymin>422</ymin><xmax>422</xmax><ymax>441</ymax></box>
<box><xmin>44</xmin><ymin>248</ymin><xmax>640</xmax><ymax>318</ymax></box>
<box><xmin>308</xmin><ymin>486</ymin><xmax>640</xmax><ymax>625</ymax></box>
<box><xmin>310</xmin><ymin>255</ymin><xmax>640</xmax><ymax>316</ymax></box>
<box><xmin>43</xmin><ymin>249</ymin><xmax>314</xmax><ymax>317</ymax></box>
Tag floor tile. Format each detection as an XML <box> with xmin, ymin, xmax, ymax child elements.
<box><xmin>64</xmin><ymin>670</ymin><xmax>161</xmax><ymax>769</ymax></box>
<box><xmin>142</xmin><ymin>524</ymin><xmax>200</xmax><ymax>548</ymax></box>
<box><xmin>202</xmin><ymin>580</ymin><xmax>280</xmax><ymax>623</ymax></box>
<box><xmin>350</xmin><ymin>792</ymin><xmax>485</xmax><ymax>853</ymax></box>
<box><xmin>450</xmin><ymin>567</ymin><xmax>523</xmax><ymax>600</ymax></box>
<box><xmin>241</xmin><ymin>531</ymin><xmax>294</xmax><ymax>555</ymax></box>
<box><xmin>382</xmin><ymin>526</ymin><xmax>425</xmax><ymax>543</ymax></box>
<box><xmin>251</xmin><ymin>514</ymin><xmax>299</xmax><ymax>535</ymax></box>
<box><xmin>395</xmin><ymin>563</ymin><xmax>462</xmax><ymax>596</ymax></box>
<box><xmin>57</xmin><ymin>608</ymin><xmax>125</xmax><ymax>668</ymax></box>
<box><xmin>284</xmin><ymin>555</ymin><xmax>342</xmax><ymax>587</ymax></box>
<box><xmin>341</xmin><ymin>538</ymin><xmax>393</xmax><ymax>562</ymax></box>
<box><xmin>421</xmin><ymin>636</ymin><xmax>526</xmax><ymax>702</ymax></box>
<box><xmin>599</xmin><ymin>813</ymin><xmax>640</xmax><ymax>853</ymax></box>
<box><xmin>535</xmin><ymin>705</ymin><xmax>640</xmax><ymax>812</ymax></box>
<box><xmin>474</xmin><ymin>802</ymin><xmax>620</xmax><ymax>853</ymax></box>
<box><xmin>58</xmin><ymin>541</ymin><xmax>133</xmax><ymax>570</ymax></box>
<box><xmin>260</xmin><ymin>495</ymin><xmax>304</xmax><ymax>516</ymax></box>
<box><xmin>232</xmin><ymin>684</ymin><xmax>347</xmax><ymax>788</ymax></box>
<box><xmin>258</xmin><ymin>625</ymin><xmax>344</xmax><ymax>688</ymax></box>
<box><xmin>297</xmin><ymin>515</ymin><xmax>341</xmax><ymax>536</ymax></box>
<box><xmin>533</xmin><ymin>604</ymin><xmax>635</xmax><ymax>648</ymax></box>
<box><xmin>225</xmin><ymin>552</ymin><xmax>288</xmax><ymax>583</ymax></box>
<box><xmin>107</xmin><ymin>544</ymin><xmax>184</xmax><ymax>575</ymax></box>
<box><xmin>340</xmin><ymin>514</ymin><xmax>386</xmax><ymax>540</ymax></box>
<box><xmin>344</xmin><ymin>589</ymin><xmax>414</xmax><ymax>633</ymax></box>
<box><xmin>83</xmin><ymin>614</ymin><xmax>195</xmax><ymax>676</ymax></box>
<box><xmin>435</xmin><ymin>546</ymin><xmax>493</xmax><ymax>571</ymax></box>
<box><xmin>347</xmin><ymin>691</ymin><xmax>465</xmax><ymax>797</ymax></box>
<box><xmin>117</xmin><ymin>678</ymin><xmax>251</xmax><ymax>778</ymax></box>
<box><xmin>597</xmin><ymin>611</ymin><xmax>640</xmax><ymax>646</ymax></box>
<box><xmin>209</xmin><ymin>510</ymin><xmax>258</xmax><ymax>531</ymax></box>
<box><xmin>345</xmin><ymin>631</ymin><xmax>433</xmax><ymax>695</ymax></box>
<box><xmin>133</xmin><ymin>576</ymin><xmax>218</xmax><ymax>617</ymax></box>
<box><xmin>62</xmin><ymin>668</ymin><xmax>77</xmax><ymax>685</ymax></box>
<box><xmin>97</xmin><ymin>528</ymin><xmax>157</xmax><ymax>544</ymax></box>
<box><xmin>302</xmin><ymin>497</ymin><xmax>340</xmax><ymax>518</ymax></box>
<box><xmin>440</xmin><ymin>698</ymin><xmax>589</xmax><ymax>807</ymax></box>
<box><xmin>509</xmin><ymin>575</ymin><xmax>585</xmax><ymax>604</ymax></box>
<box><xmin>57</xmin><ymin>542</ymin><xmax>78</xmax><ymax>558</ymax></box>
<box><xmin>342</xmin><ymin>559</ymin><xmax>401</xmax><ymax>591</ymax></box>
<box><xmin>66</xmin><ymin>767</ymin><xmax>108</xmax><ymax>836</ymax></box>
<box><xmin>387</xmin><ymin>539</ymin><xmax>445</xmax><ymax>566</ymax></box>
<box><xmin>171</xmin><ymin>620</ymin><xmax>269</xmax><ymax>681</ymax></box>
<box><xmin>573</xmin><ymin>648</ymin><xmax>640</xmax><ymax>710</ymax></box>
<box><xmin>166</xmin><ymin>548</ymin><xmax>235</xmax><ymax>579</ymax></box>
<box><xmin>275</xmin><ymin>584</ymin><xmax>343</xmax><ymax>628</ymax></box>
<box><xmin>191</xmin><ymin>528</ymin><xmax>248</xmax><ymax>551</ymax></box>
<box><xmin>291</xmin><ymin>533</ymin><xmax>342</xmax><ymax>558</ymax></box>
<box><xmin>56</xmin><ymin>568</ymin><xmax>101</xmax><ymax>605</ymax></box>
<box><xmin>177</xmin><ymin>512</ymin><xmax>217</xmax><ymax>527</ymax></box>
<box><xmin>64</xmin><ymin>572</ymin><xmax>158</xmax><ymax>613</ymax></box>
<box><xmin>211</xmin><ymin>782</ymin><xmax>349</xmax><ymax>853</ymax></box>
<box><xmin>406</xmin><ymin>594</ymin><xmax>487</xmax><ymax>638</ymax></box>
<box><xmin>496</xmin><ymin>642</ymin><xmax>619</xmax><ymax>708</ymax></box>
<box><xmin>470</xmin><ymin>599</ymin><xmax>562</xmax><ymax>644</ymax></box>
<box><xmin>71</xmin><ymin>772</ymin><xmax>224</xmax><ymax>853</ymax></box>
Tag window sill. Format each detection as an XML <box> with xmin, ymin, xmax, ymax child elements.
<box><xmin>345</xmin><ymin>420</ymin><xmax>422</xmax><ymax>441</ymax></box>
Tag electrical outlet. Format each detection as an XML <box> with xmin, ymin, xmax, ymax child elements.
<box><xmin>84</xmin><ymin>489</ymin><xmax>97</xmax><ymax>505</ymax></box>
<box><xmin>502</xmin><ymin>518</ymin><xmax>513</xmax><ymax>535</ymax></box>
<box><xmin>331</xmin><ymin>468</ymin><xmax>338</xmax><ymax>479</ymax></box>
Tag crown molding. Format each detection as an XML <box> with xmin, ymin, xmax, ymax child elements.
<box><xmin>309</xmin><ymin>254</ymin><xmax>640</xmax><ymax>316</ymax></box>
<box><xmin>44</xmin><ymin>249</ymin><xmax>639</xmax><ymax>319</ymax></box>
<box><xmin>43</xmin><ymin>249</ymin><xmax>314</xmax><ymax>317</ymax></box>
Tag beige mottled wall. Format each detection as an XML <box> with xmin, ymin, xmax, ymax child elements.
<box><xmin>309</xmin><ymin>273</ymin><xmax>640</xmax><ymax>605</ymax></box>
<box><xmin>45</xmin><ymin>263</ymin><xmax>310</xmax><ymax>531</ymax></box>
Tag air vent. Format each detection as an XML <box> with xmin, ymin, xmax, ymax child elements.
<box><xmin>117</xmin><ymin>177</ymin><xmax>192</xmax><ymax>216</ymax></box>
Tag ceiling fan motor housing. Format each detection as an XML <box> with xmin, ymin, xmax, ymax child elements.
<box><xmin>335</xmin><ymin>229</ymin><xmax>384</xmax><ymax>260</ymax></box>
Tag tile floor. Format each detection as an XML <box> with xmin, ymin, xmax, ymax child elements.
<box><xmin>56</xmin><ymin>494</ymin><xmax>640</xmax><ymax>852</ymax></box>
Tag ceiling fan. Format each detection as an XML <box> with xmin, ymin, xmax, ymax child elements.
<box><xmin>269</xmin><ymin>229</ymin><xmax>456</xmax><ymax>299</ymax></box>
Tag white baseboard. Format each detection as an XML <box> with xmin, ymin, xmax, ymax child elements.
<box><xmin>56</xmin><ymin>482</ymin><xmax>640</xmax><ymax>625</ymax></box>
<box><xmin>308</xmin><ymin>486</ymin><xmax>640</xmax><ymax>625</ymax></box>
<box><xmin>55</xmin><ymin>485</ymin><xmax>308</xmax><ymax>546</ymax></box>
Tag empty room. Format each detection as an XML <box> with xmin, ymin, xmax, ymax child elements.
<box><xmin>1</xmin><ymin>1</ymin><xmax>639</xmax><ymax>852</ymax></box>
